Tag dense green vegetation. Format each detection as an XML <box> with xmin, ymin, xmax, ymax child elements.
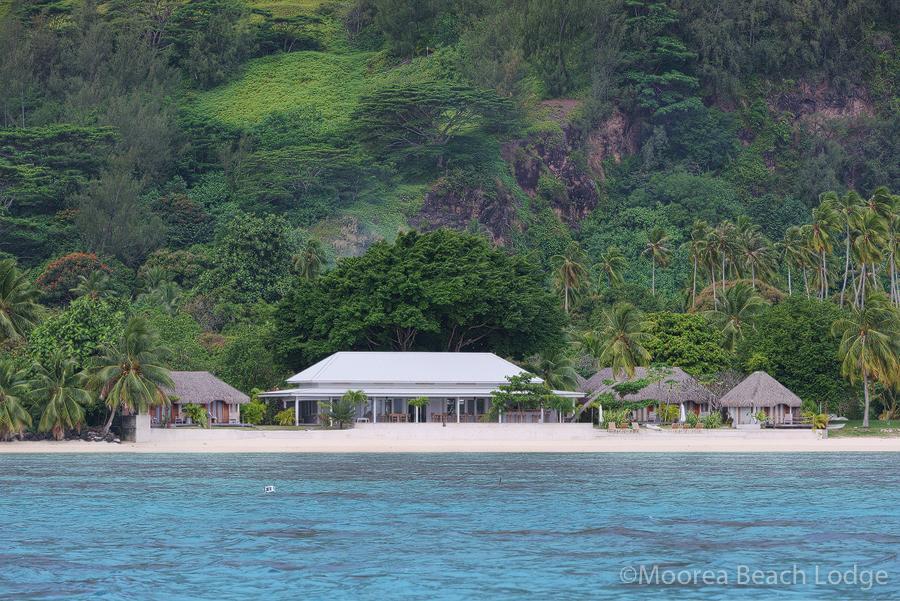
<box><xmin>0</xmin><ymin>0</ymin><xmax>898</xmax><ymax>434</ymax></box>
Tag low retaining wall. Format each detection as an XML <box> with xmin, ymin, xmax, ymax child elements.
<box><xmin>147</xmin><ymin>423</ymin><xmax>598</xmax><ymax>442</ymax></box>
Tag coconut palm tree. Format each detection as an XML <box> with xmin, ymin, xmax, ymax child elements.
<box><xmin>70</xmin><ymin>270</ymin><xmax>114</xmax><ymax>300</ymax></box>
<box><xmin>741</xmin><ymin>233</ymin><xmax>775</xmax><ymax>289</ymax></box>
<box><xmin>822</xmin><ymin>190</ymin><xmax>864</xmax><ymax>306</ymax></box>
<box><xmin>704</xmin><ymin>283</ymin><xmax>767</xmax><ymax>351</ymax></box>
<box><xmin>0</xmin><ymin>359</ymin><xmax>31</xmax><ymax>440</ymax></box>
<box><xmin>524</xmin><ymin>347</ymin><xmax>579</xmax><ymax>390</ymax></box>
<box><xmin>139</xmin><ymin>281</ymin><xmax>182</xmax><ymax>316</ymax></box>
<box><xmin>642</xmin><ymin>227</ymin><xmax>671</xmax><ymax>296</ymax></box>
<box><xmin>887</xmin><ymin>193</ymin><xmax>899</xmax><ymax>307</ymax></box>
<box><xmin>808</xmin><ymin>203</ymin><xmax>838</xmax><ymax>299</ymax></box>
<box><xmin>831</xmin><ymin>294</ymin><xmax>900</xmax><ymax>428</ymax></box>
<box><xmin>552</xmin><ymin>242</ymin><xmax>589</xmax><ymax>315</ymax></box>
<box><xmin>711</xmin><ymin>221</ymin><xmax>737</xmax><ymax>294</ymax></box>
<box><xmin>88</xmin><ymin>316</ymin><xmax>173</xmax><ymax>436</ymax></box>
<box><xmin>596</xmin><ymin>245</ymin><xmax>626</xmax><ymax>289</ymax></box>
<box><xmin>850</xmin><ymin>209</ymin><xmax>887</xmax><ymax>309</ymax></box>
<box><xmin>28</xmin><ymin>350</ymin><xmax>90</xmax><ymax>440</ymax></box>
<box><xmin>593</xmin><ymin>303</ymin><xmax>652</xmax><ymax>380</ymax></box>
<box><xmin>0</xmin><ymin>258</ymin><xmax>41</xmax><ymax>344</ymax></box>
<box><xmin>777</xmin><ymin>226</ymin><xmax>809</xmax><ymax>297</ymax></box>
<box><xmin>293</xmin><ymin>239</ymin><xmax>327</xmax><ymax>281</ymax></box>
<box><xmin>686</xmin><ymin>220</ymin><xmax>711</xmax><ymax>308</ymax></box>
<box><xmin>341</xmin><ymin>389</ymin><xmax>368</xmax><ymax>421</ymax></box>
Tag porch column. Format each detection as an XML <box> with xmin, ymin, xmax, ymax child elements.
<box><xmin>294</xmin><ymin>398</ymin><xmax>299</xmax><ymax>426</ymax></box>
<box><xmin>540</xmin><ymin>405</ymin><xmax>545</xmax><ymax>423</ymax></box>
<box><xmin>456</xmin><ymin>398</ymin><xmax>461</xmax><ymax>423</ymax></box>
<box><xmin>373</xmin><ymin>397</ymin><xmax>377</xmax><ymax>423</ymax></box>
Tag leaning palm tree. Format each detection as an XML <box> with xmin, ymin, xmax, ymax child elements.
<box><xmin>0</xmin><ymin>258</ymin><xmax>41</xmax><ymax>344</ymax></box>
<box><xmin>28</xmin><ymin>350</ymin><xmax>90</xmax><ymax>440</ymax></box>
<box><xmin>596</xmin><ymin>245</ymin><xmax>626</xmax><ymax>289</ymax></box>
<box><xmin>552</xmin><ymin>242</ymin><xmax>589</xmax><ymax>315</ymax></box>
<box><xmin>593</xmin><ymin>303</ymin><xmax>652</xmax><ymax>380</ymax></box>
<box><xmin>704</xmin><ymin>283</ymin><xmax>768</xmax><ymax>351</ymax></box>
<box><xmin>70</xmin><ymin>270</ymin><xmax>114</xmax><ymax>300</ymax></box>
<box><xmin>293</xmin><ymin>239</ymin><xmax>327</xmax><ymax>281</ymax></box>
<box><xmin>0</xmin><ymin>359</ymin><xmax>32</xmax><ymax>440</ymax></box>
<box><xmin>88</xmin><ymin>316</ymin><xmax>174</xmax><ymax>436</ymax></box>
<box><xmin>642</xmin><ymin>227</ymin><xmax>671</xmax><ymax>296</ymax></box>
<box><xmin>831</xmin><ymin>294</ymin><xmax>900</xmax><ymax>428</ymax></box>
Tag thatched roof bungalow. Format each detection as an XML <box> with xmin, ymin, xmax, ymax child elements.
<box><xmin>718</xmin><ymin>371</ymin><xmax>802</xmax><ymax>426</ymax></box>
<box><xmin>154</xmin><ymin>371</ymin><xmax>249</xmax><ymax>425</ymax></box>
<box><xmin>579</xmin><ymin>367</ymin><xmax>715</xmax><ymax>422</ymax></box>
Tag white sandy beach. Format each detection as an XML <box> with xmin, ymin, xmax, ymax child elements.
<box><xmin>1</xmin><ymin>436</ymin><xmax>899</xmax><ymax>453</ymax></box>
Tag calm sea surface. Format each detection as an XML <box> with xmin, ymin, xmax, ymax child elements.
<box><xmin>1</xmin><ymin>453</ymin><xmax>898</xmax><ymax>600</ymax></box>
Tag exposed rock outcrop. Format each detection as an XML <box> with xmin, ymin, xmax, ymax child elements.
<box><xmin>411</xmin><ymin>177</ymin><xmax>520</xmax><ymax>245</ymax></box>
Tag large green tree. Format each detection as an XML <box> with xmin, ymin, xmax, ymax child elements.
<box><xmin>738</xmin><ymin>297</ymin><xmax>848</xmax><ymax>410</ymax></box>
<box><xmin>644</xmin><ymin>311</ymin><xmax>733</xmax><ymax>376</ymax></box>
<box><xmin>275</xmin><ymin>230</ymin><xmax>565</xmax><ymax>367</ymax></box>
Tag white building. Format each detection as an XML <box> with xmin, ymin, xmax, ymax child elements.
<box><xmin>261</xmin><ymin>352</ymin><xmax>583</xmax><ymax>425</ymax></box>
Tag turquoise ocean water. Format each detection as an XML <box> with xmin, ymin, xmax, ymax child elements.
<box><xmin>1</xmin><ymin>453</ymin><xmax>898</xmax><ymax>600</ymax></box>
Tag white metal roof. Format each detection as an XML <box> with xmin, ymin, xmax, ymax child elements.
<box><xmin>286</xmin><ymin>352</ymin><xmax>542</xmax><ymax>385</ymax></box>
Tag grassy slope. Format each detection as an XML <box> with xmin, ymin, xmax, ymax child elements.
<box><xmin>191</xmin><ymin>3</ymin><xmax>443</xmax><ymax>246</ymax></box>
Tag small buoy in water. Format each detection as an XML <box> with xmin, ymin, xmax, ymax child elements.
<box><xmin>264</xmin><ymin>485</ymin><xmax>275</xmax><ymax>494</ymax></box>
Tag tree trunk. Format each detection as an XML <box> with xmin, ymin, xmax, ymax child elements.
<box><xmin>691</xmin><ymin>256</ymin><xmax>697</xmax><ymax>308</ymax></box>
<box><xmin>803</xmin><ymin>267</ymin><xmax>809</xmax><ymax>298</ymax></box>
<box><xmin>862</xmin><ymin>369</ymin><xmax>871</xmax><ymax>428</ymax></box>
<box><xmin>102</xmin><ymin>406</ymin><xmax>116</xmax><ymax>436</ymax></box>
<box><xmin>651</xmin><ymin>261</ymin><xmax>656</xmax><ymax>296</ymax></box>
<box><xmin>787</xmin><ymin>265</ymin><xmax>792</xmax><ymax>296</ymax></box>
<box><xmin>840</xmin><ymin>230</ymin><xmax>851</xmax><ymax>306</ymax></box>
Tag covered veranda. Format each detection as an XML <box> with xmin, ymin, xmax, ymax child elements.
<box><xmin>260</xmin><ymin>387</ymin><xmax>584</xmax><ymax>426</ymax></box>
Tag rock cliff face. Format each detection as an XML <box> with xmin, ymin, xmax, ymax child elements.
<box><xmin>411</xmin><ymin>177</ymin><xmax>520</xmax><ymax>246</ymax></box>
<box><xmin>411</xmin><ymin>106</ymin><xmax>641</xmax><ymax>243</ymax></box>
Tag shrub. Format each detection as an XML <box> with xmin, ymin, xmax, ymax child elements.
<box><xmin>686</xmin><ymin>412</ymin><xmax>699</xmax><ymax>427</ymax></box>
<box><xmin>703</xmin><ymin>412</ymin><xmax>723</xmax><ymax>429</ymax></box>
<box><xmin>36</xmin><ymin>253</ymin><xmax>111</xmax><ymax>305</ymax></box>
<box><xmin>241</xmin><ymin>399</ymin><xmax>266</xmax><ymax>425</ymax></box>
<box><xmin>182</xmin><ymin>403</ymin><xmax>208</xmax><ymax>428</ymax></box>
<box><xmin>274</xmin><ymin>408</ymin><xmax>295</xmax><ymax>426</ymax></box>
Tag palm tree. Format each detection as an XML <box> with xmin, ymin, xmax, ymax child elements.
<box><xmin>524</xmin><ymin>347</ymin><xmax>579</xmax><ymax>390</ymax></box>
<box><xmin>28</xmin><ymin>350</ymin><xmax>90</xmax><ymax>440</ymax></box>
<box><xmin>0</xmin><ymin>258</ymin><xmax>41</xmax><ymax>344</ymax></box>
<box><xmin>887</xmin><ymin>192</ymin><xmax>899</xmax><ymax>307</ymax></box>
<box><xmin>552</xmin><ymin>242</ymin><xmax>589</xmax><ymax>315</ymax></box>
<box><xmin>592</xmin><ymin>303</ymin><xmax>652</xmax><ymax>380</ymax></box>
<box><xmin>778</xmin><ymin>226</ymin><xmax>809</xmax><ymax>297</ymax></box>
<box><xmin>0</xmin><ymin>359</ymin><xmax>32</xmax><ymax>440</ymax></box>
<box><xmin>711</xmin><ymin>221</ymin><xmax>737</xmax><ymax>294</ymax></box>
<box><xmin>88</xmin><ymin>316</ymin><xmax>173</xmax><ymax>436</ymax></box>
<box><xmin>850</xmin><ymin>209</ymin><xmax>887</xmax><ymax>309</ymax></box>
<box><xmin>293</xmin><ymin>239</ymin><xmax>327</xmax><ymax>281</ymax></box>
<box><xmin>686</xmin><ymin>220</ymin><xmax>711</xmax><ymax>308</ymax></box>
<box><xmin>831</xmin><ymin>294</ymin><xmax>900</xmax><ymax>428</ymax></box>
<box><xmin>341</xmin><ymin>389</ymin><xmax>368</xmax><ymax>421</ymax></box>
<box><xmin>139</xmin><ymin>281</ymin><xmax>182</xmax><ymax>316</ymax></box>
<box><xmin>642</xmin><ymin>227</ymin><xmax>671</xmax><ymax>296</ymax></box>
<box><xmin>822</xmin><ymin>190</ymin><xmax>863</xmax><ymax>306</ymax></box>
<box><xmin>809</xmin><ymin>203</ymin><xmax>838</xmax><ymax>299</ymax></box>
<box><xmin>704</xmin><ymin>283</ymin><xmax>767</xmax><ymax>351</ymax></box>
<box><xmin>70</xmin><ymin>270</ymin><xmax>114</xmax><ymax>300</ymax></box>
<box><xmin>741</xmin><ymin>233</ymin><xmax>775</xmax><ymax>289</ymax></box>
<box><xmin>596</xmin><ymin>245</ymin><xmax>626</xmax><ymax>289</ymax></box>
<box><xmin>140</xmin><ymin>265</ymin><xmax>170</xmax><ymax>291</ymax></box>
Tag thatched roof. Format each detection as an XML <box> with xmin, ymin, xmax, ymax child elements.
<box><xmin>165</xmin><ymin>371</ymin><xmax>250</xmax><ymax>405</ymax></box>
<box><xmin>718</xmin><ymin>371</ymin><xmax>802</xmax><ymax>408</ymax></box>
<box><xmin>579</xmin><ymin>367</ymin><xmax>715</xmax><ymax>405</ymax></box>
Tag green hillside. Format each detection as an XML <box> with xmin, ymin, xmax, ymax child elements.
<box><xmin>0</xmin><ymin>0</ymin><xmax>898</xmax><ymax>431</ymax></box>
